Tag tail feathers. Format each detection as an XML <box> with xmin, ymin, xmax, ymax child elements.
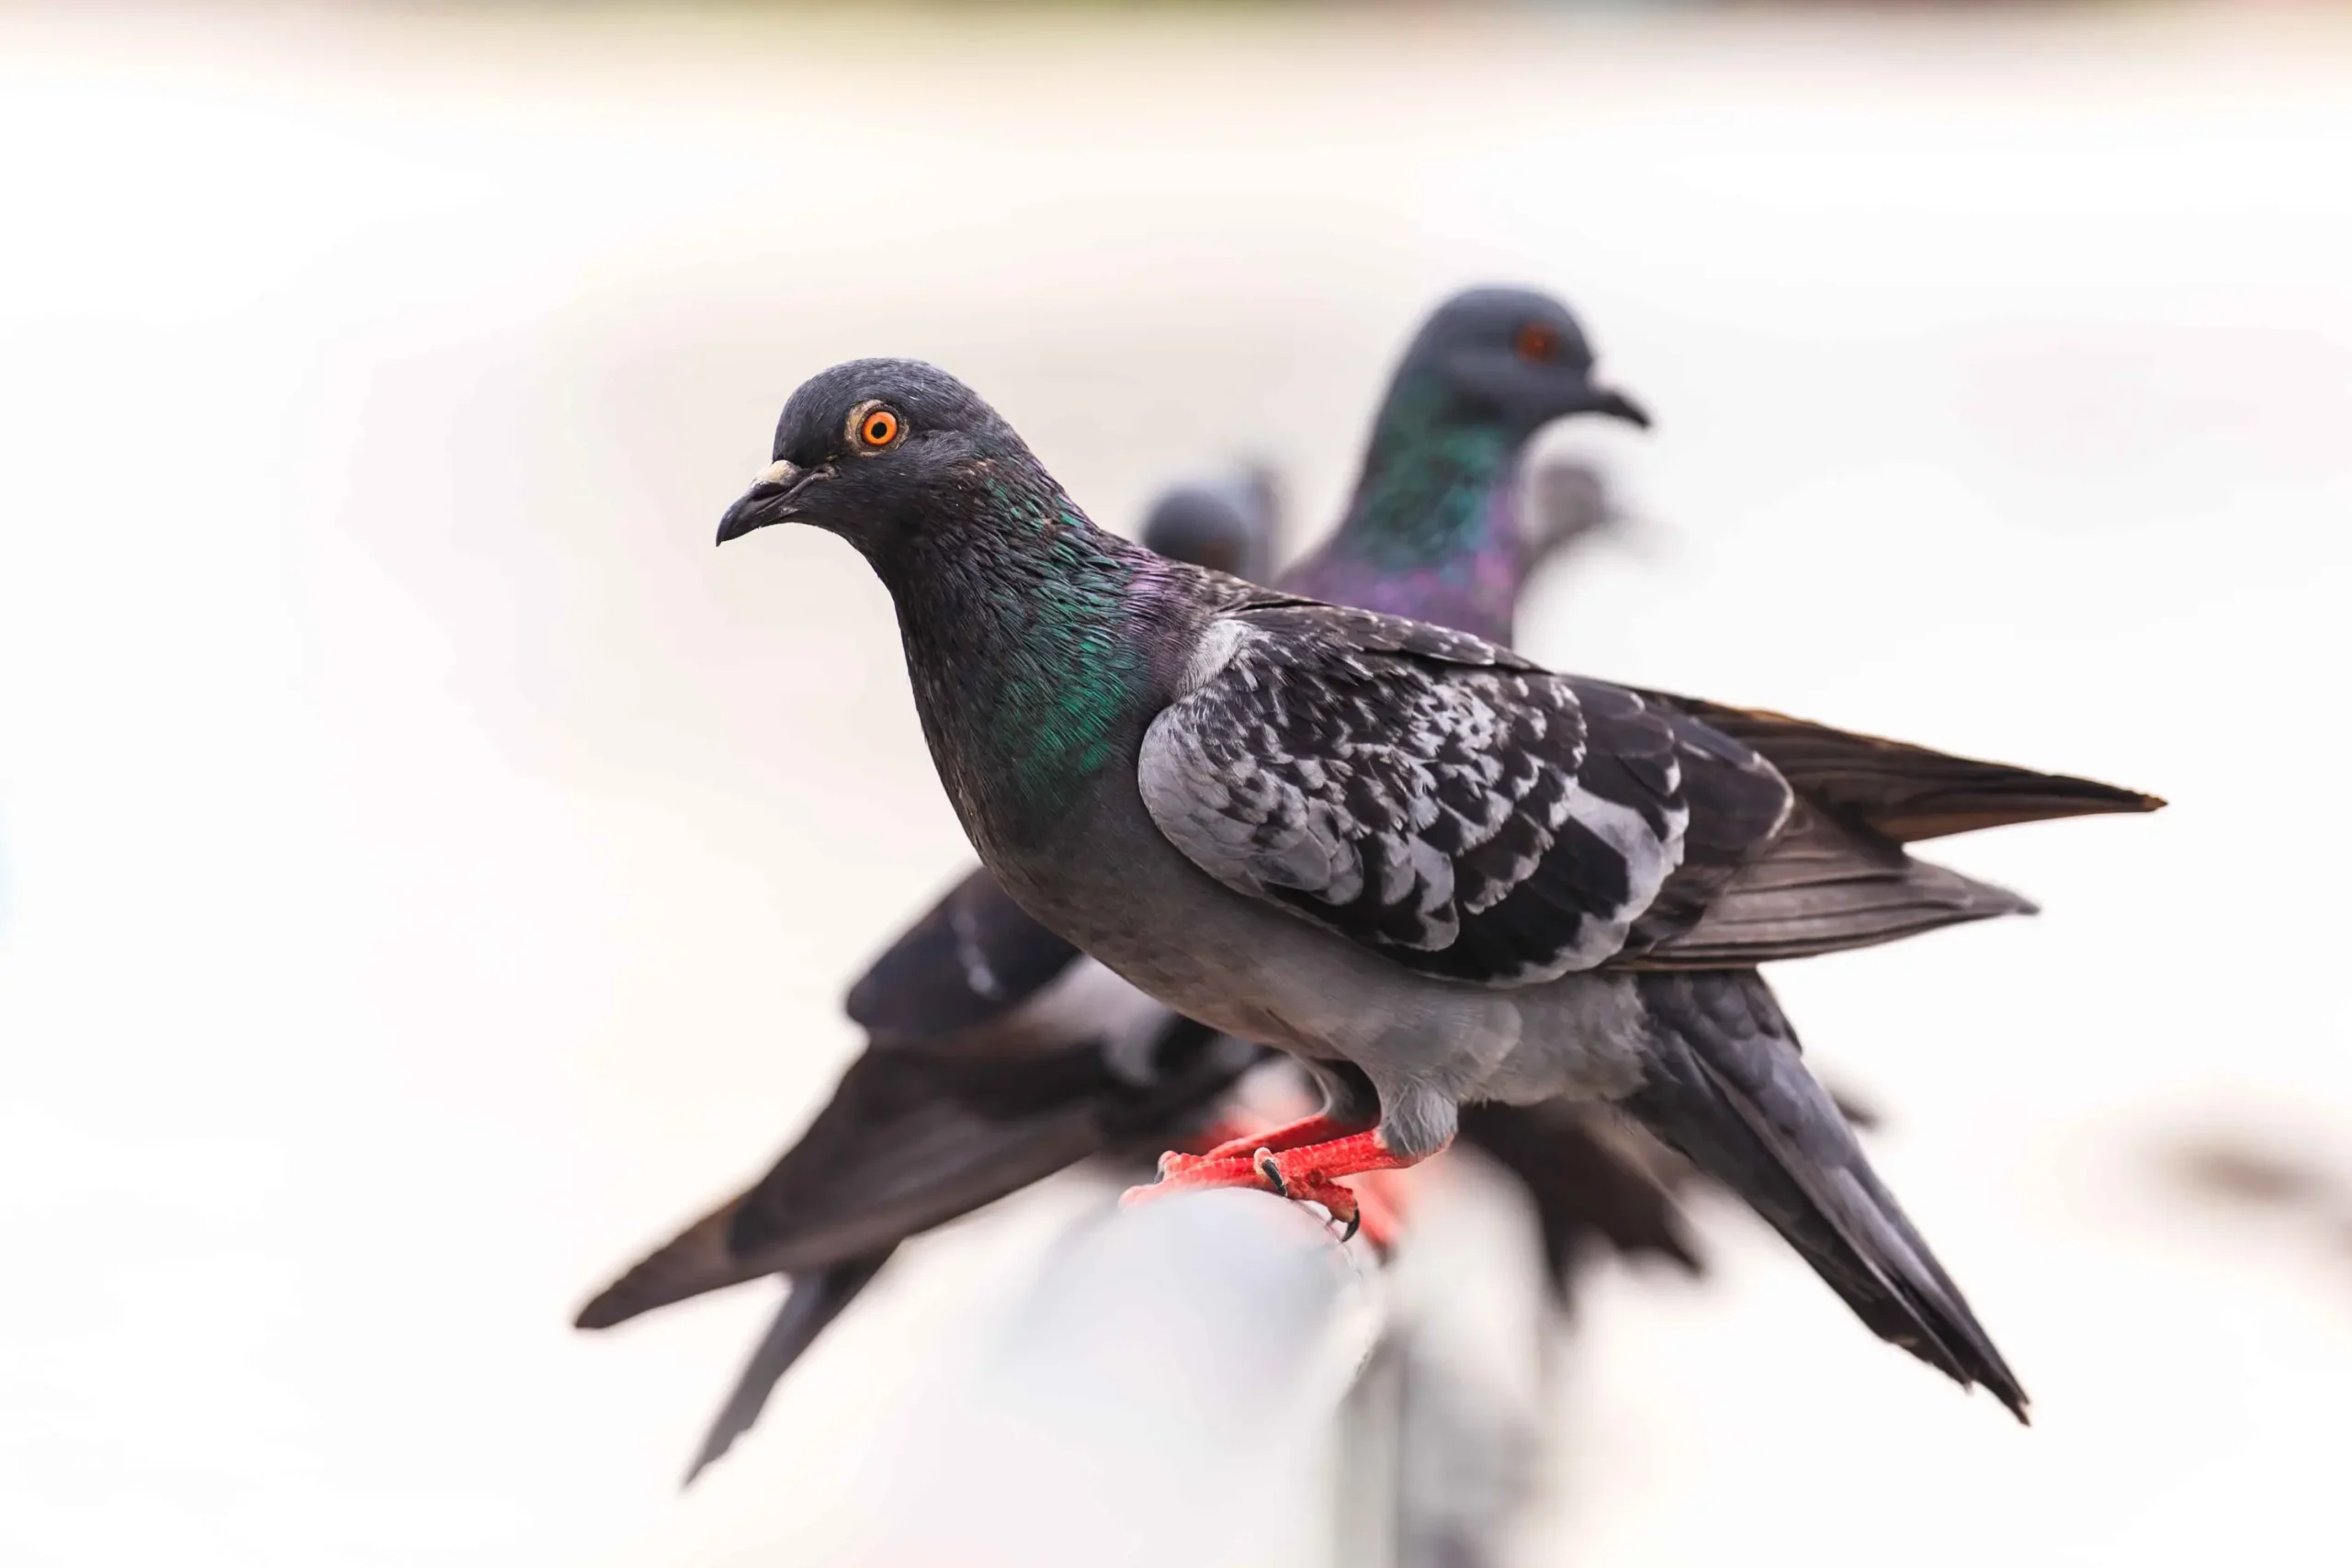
<box><xmin>1650</xmin><ymin>694</ymin><xmax>2164</xmax><ymax>843</ymax></box>
<box><xmin>683</xmin><ymin>1251</ymin><xmax>894</xmax><ymax>1487</ymax></box>
<box><xmin>575</xmin><ymin>1199</ymin><xmax>764</xmax><ymax>1332</ymax></box>
<box><xmin>1623</xmin><ymin>972</ymin><xmax>2029</xmax><ymax>1421</ymax></box>
<box><xmin>1645</xmin><ymin>803</ymin><xmax>2037</xmax><ymax>968</ymax></box>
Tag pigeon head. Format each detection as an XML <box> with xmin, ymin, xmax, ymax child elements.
<box><xmin>717</xmin><ymin>357</ymin><xmax>1032</xmax><ymax>550</ymax></box>
<box><xmin>1295</xmin><ymin>287</ymin><xmax>1646</xmax><ymax>624</ymax></box>
<box><xmin>1138</xmin><ymin>466</ymin><xmax>1281</xmax><ymax>581</ymax></box>
<box><xmin>1395</xmin><ymin>286</ymin><xmax>1648</xmax><ymax>434</ymax></box>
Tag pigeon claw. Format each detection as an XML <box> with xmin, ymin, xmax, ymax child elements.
<box><xmin>1119</xmin><ymin>1149</ymin><xmax>1362</xmax><ymax>1239</ymax></box>
<box><xmin>1249</xmin><ymin>1156</ymin><xmax>1361</xmax><ymax>1239</ymax></box>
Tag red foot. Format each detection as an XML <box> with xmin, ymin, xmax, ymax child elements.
<box><xmin>1123</xmin><ymin>1129</ymin><xmax>1445</xmax><ymax>1245</ymax></box>
<box><xmin>1158</xmin><ymin>1112</ymin><xmax>1374</xmax><ymax>1178</ymax></box>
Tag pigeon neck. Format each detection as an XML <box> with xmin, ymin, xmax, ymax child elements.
<box><xmin>1291</xmin><ymin>378</ymin><xmax>1532</xmax><ymax>645</ymax></box>
<box><xmin>882</xmin><ymin>471</ymin><xmax>1155</xmax><ymax>845</ymax></box>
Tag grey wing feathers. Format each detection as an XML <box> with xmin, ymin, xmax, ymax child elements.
<box><xmin>573</xmin><ymin>1050</ymin><xmax>1106</xmax><ymax>1335</ymax></box>
<box><xmin>722</xmin><ymin>1045</ymin><xmax>1108</xmax><ymax>1269</ymax></box>
<box><xmin>1139</xmin><ymin>605</ymin><xmax>1739</xmax><ymax>986</ymax></box>
<box><xmin>1630</xmin><ymin>800</ymin><xmax>2036</xmax><ymax>969</ymax></box>
<box><xmin>1140</xmin><ymin>606</ymin><xmax>2060</xmax><ymax>981</ymax></box>
<box><xmin>1642</xmin><ymin>694</ymin><xmax>2165</xmax><ymax>842</ymax></box>
<box><xmin>844</xmin><ymin>867</ymin><xmax>1086</xmax><ymax>1044</ymax></box>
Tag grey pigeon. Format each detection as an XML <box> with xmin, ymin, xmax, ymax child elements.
<box><xmin>576</xmin><ymin>476</ymin><xmax>1277</xmax><ymax>1485</ymax></box>
<box><xmin>582</xmin><ymin>291</ymin><xmax>1699</xmax><ymax>1482</ymax></box>
<box><xmin>714</xmin><ymin>333</ymin><xmax>2165</xmax><ymax>1420</ymax></box>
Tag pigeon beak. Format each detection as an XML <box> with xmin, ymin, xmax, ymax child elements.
<box><xmin>716</xmin><ymin>459</ymin><xmax>820</xmax><ymax>545</ymax></box>
<box><xmin>1587</xmin><ymin>385</ymin><xmax>1651</xmax><ymax>430</ymax></box>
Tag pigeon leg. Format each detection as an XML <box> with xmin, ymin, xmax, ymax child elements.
<box><xmin>1122</xmin><ymin>1128</ymin><xmax>1442</xmax><ymax>1243</ymax></box>
<box><xmin>1253</xmin><ymin>1128</ymin><xmax>1442</xmax><ymax>1197</ymax></box>
<box><xmin>1158</xmin><ymin>1111</ymin><xmax>1376</xmax><ymax>1177</ymax></box>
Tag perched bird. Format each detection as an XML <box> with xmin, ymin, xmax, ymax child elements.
<box><xmin>582</xmin><ymin>290</ymin><xmax>1694</xmax><ymax>1482</ymax></box>
<box><xmin>577</xmin><ymin>474</ymin><xmax>1280</xmax><ymax>1484</ymax></box>
<box><xmin>712</xmin><ymin>344</ymin><xmax>2163</xmax><ymax>1420</ymax></box>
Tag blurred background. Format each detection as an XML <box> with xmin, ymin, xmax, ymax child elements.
<box><xmin>3</xmin><ymin>2</ymin><xmax>2349</xmax><ymax>1564</ymax></box>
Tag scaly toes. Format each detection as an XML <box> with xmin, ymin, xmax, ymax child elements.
<box><xmin>1121</xmin><ymin>1153</ymin><xmax>1270</xmax><ymax>1210</ymax></box>
<box><xmin>1294</xmin><ymin>1176</ymin><xmax>1363</xmax><ymax>1241</ymax></box>
<box><xmin>1253</xmin><ymin>1150</ymin><xmax>1363</xmax><ymax>1239</ymax></box>
<box><xmin>1124</xmin><ymin>1149</ymin><xmax>1370</xmax><ymax>1245</ymax></box>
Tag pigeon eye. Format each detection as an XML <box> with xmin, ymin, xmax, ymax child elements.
<box><xmin>1514</xmin><ymin>322</ymin><xmax>1560</xmax><ymax>364</ymax></box>
<box><xmin>851</xmin><ymin>404</ymin><xmax>902</xmax><ymax>451</ymax></box>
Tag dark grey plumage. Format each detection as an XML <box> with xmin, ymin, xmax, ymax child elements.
<box><xmin>578</xmin><ymin>487</ymin><xmax>1275</xmax><ymax>1484</ymax></box>
<box><xmin>1136</xmin><ymin>598</ymin><xmax>2030</xmax><ymax>986</ymax></box>
<box><xmin>589</xmin><ymin>290</ymin><xmax>1698</xmax><ymax>1481</ymax></box>
<box><xmin>716</xmin><ymin>351</ymin><xmax>2163</xmax><ymax>1421</ymax></box>
<box><xmin>582</xmin><ymin>455</ymin><xmax>1695</xmax><ymax>1476</ymax></box>
<box><xmin>1624</xmin><ymin>969</ymin><xmax>2018</xmax><ymax>1398</ymax></box>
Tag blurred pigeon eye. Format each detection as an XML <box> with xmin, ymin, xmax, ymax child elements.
<box><xmin>851</xmin><ymin>404</ymin><xmax>902</xmax><ymax>450</ymax></box>
<box><xmin>1514</xmin><ymin>322</ymin><xmax>1560</xmax><ymax>364</ymax></box>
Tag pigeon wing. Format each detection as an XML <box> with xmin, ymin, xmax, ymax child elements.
<box><xmin>844</xmin><ymin>866</ymin><xmax>1088</xmax><ymax>1045</ymax></box>
<box><xmin>1136</xmin><ymin>603</ymin><xmax>1788</xmax><ymax>986</ymax></box>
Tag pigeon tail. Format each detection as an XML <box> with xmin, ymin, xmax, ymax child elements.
<box><xmin>1643</xmin><ymin>694</ymin><xmax>2165</xmax><ymax>844</ymax></box>
<box><xmin>683</xmin><ymin>1252</ymin><xmax>893</xmax><ymax>1486</ymax></box>
<box><xmin>1620</xmin><ymin>970</ymin><xmax>2030</xmax><ymax>1421</ymax></box>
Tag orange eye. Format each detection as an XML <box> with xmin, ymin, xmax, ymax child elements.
<box><xmin>857</xmin><ymin>407</ymin><xmax>900</xmax><ymax>448</ymax></box>
<box><xmin>1514</xmin><ymin>322</ymin><xmax>1560</xmax><ymax>363</ymax></box>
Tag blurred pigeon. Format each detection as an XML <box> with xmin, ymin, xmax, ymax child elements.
<box><xmin>1138</xmin><ymin>463</ymin><xmax>1281</xmax><ymax>582</ymax></box>
<box><xmin>714</xmin><ymin>337</ymin><xmax>2163</xmax><ymax>1421</ymax></box>
<box><xmin>2161</xmin><ymin>1128</ymin><xmax>2352</xmax><ymax>1272</ymax></box>
<box><xmin>583</xmin><ymin>289</ymin><xmax>1692</xmax><ymax>1482</ymax></box>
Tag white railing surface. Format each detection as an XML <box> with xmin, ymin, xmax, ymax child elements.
<box><xmin>812</xmin><ymin>1171</ymin><xmax>1558</xmax><ymax>1568</ymax></box>
<box><xmin>828</xmin><ymin>1189</ymin><xmax>1387</xmax><ymax>1567</ymax></box>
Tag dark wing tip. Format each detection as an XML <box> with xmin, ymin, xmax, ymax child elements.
<box><xmin>572</xmin><ymin>1287</ymin><xmax>632</xmax><ymax>1332</ymax></box>
<box><xmin>572</xmin><ymin>1201</ymin><xmax>751</xmax><ymax>1331</ymax></box>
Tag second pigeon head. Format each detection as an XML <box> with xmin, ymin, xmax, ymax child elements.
<box><xmin>1387</xmin><ymin>286</ymin><xmax>1648</xmax><ymax>436</ymax></box>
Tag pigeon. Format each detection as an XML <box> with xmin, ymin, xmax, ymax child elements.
<box><xmin>583</xmin><ymin>289</ymin><xmax>1698</xmax><ymax>1481</ymax></box>
<box><xmin>576</xmin><ymin>472</ymin><xmax>1280</xmax><ymax>1484</ymax></box>
<box><xmin>713</xmin><ymin>335</ymin><xmax>2164</xmax><ymax>1420</ymax></box>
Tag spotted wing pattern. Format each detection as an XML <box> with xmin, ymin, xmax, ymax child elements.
<box><xmin>1138</xmin><ymin>602</ymin><xmax>1778</xmax><ymax>985</ymax></box>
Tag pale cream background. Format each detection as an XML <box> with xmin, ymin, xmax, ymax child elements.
<box><xmin>3</xmin><ymin>6</ymin><xmax>2348</xmax><ymax>1565</ymax></box>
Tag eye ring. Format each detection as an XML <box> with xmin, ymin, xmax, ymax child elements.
<box><xmin>1513</xmin><ymin>322</ymin><xmax>1561</xmax><ymax>364</ymax></box>
<box><xmin>850</xmin><ymin>402</ymin><xmax>902</xmax><ymax>451</ymax></box>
